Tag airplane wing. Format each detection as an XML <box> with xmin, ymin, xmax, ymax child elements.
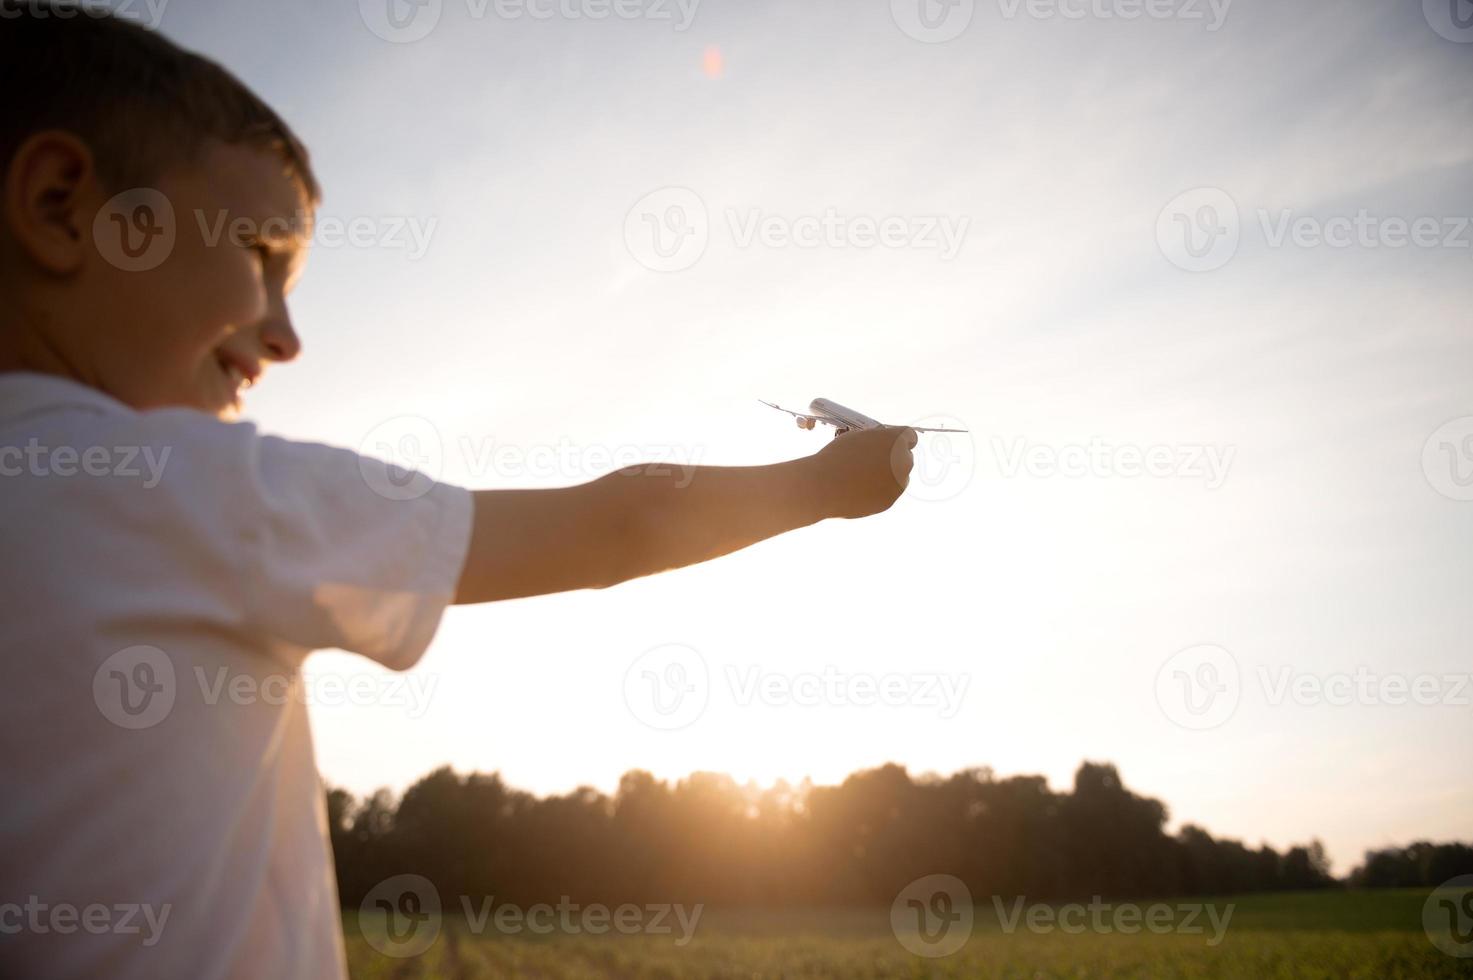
<box><xmin>908</xmin><ymin>424</ymin><xmax>970</xmax><ymax>434</ymax></box>
<box><xmin>759</xmin><ymin>399</ymin><xmax>827</xmax><ymax>426</ymax></box>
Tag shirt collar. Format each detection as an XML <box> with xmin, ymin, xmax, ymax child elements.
<box><xmin>0</xmin><ymin>371</ymin><xmax>132</xmax><ymax>423</ymax></box>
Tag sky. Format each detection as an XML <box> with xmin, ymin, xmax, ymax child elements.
<box><xmin>136</xmin><ymin>0</ymin><xmax>1470</xmax><ymax>874</ymax></box>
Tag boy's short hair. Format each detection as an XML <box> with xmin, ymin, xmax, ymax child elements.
<box><xmin>0</xmin><ymin>1</ymin><xmax>320</xmax><ymax>206</ymax></box>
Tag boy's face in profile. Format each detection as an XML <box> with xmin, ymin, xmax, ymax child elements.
<box><xmin>91</xmin><ymin>140</ymin><xmax>312</xmax><ymax>418</ymax></box>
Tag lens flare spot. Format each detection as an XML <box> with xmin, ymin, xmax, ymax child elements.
<box><xmin>703</xmin><ymin>45</ymin><xmax>724</xmax><ymax>80</ymax></box>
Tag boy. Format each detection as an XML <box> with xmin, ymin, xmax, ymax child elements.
<box><xmin>0</xmin><ymin>7</ymin><xmax>917</xmax><ymax>979</ymax></box>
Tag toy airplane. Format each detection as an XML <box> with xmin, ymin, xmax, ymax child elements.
<box><xmin>760</xmin><ymin>398</ymin><xmax>969</xmax><ymax>435</ymax></box>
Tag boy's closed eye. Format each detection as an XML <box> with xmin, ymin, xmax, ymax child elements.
<box><xmin>235</xmin><ymin>228</ymin><xmax>309</xmax><ymax>291</ymax></box>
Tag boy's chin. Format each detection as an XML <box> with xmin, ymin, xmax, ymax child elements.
<box><xmin>173</xmin><ymin>387</ymin><xmax>242</xmax><ymax>420</ymax></box>
<box><xmin>193</xmin><ymin>370</ymin><xmax>248</xmax><ymax>418</ymax></box>
<box><xmin>207</xmin><ymin>391</ymin><xmax>244</xmax><ymax>420</ymax></box>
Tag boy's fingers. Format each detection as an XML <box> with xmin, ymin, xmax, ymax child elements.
<box><xmin>888</xmin><ymin>427</ymin><xmax>916</xmax><ymax>490</ymax></box>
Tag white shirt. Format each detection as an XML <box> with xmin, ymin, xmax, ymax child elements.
<box><xmin>0</xmin><ymin>373</ymin><xmax>473</xmax><ymax>980</ymax></box>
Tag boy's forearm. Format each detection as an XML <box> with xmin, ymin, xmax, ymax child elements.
<box><xmin>453</xmin><ymin>457</ymin><xmax>832</xmax><ymax>604</ymax></box>
<box><xmin>614</xmin><ymin>457</ymin><xmax>831</xmax><ymax>584</ymax></box>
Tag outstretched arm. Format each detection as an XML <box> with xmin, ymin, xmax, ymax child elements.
<box><xmin>452</xmin><ymin>425</ymin><xmax>918</xmax><ymax>604</ymax></box>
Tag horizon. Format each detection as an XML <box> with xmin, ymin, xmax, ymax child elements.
<box><xmin>319</xmin><ymin>753</ymin><xmax>1444</xmax><ymax>880</ymax></box>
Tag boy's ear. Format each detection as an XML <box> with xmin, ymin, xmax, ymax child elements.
<box><xmin>3</xmin><ymin>130</ymin><xmax>98</xmax><ymax>276</ymax></box>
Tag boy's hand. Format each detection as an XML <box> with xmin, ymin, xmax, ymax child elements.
<box><xmin>809</xmin><ymin>425</ymin><xmax>918</xmax><ymax>519</ymax></box>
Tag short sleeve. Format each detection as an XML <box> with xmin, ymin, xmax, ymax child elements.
<box><xmin>239</xmin><ymin>433</ymin><xmax>474</xmax><ymax>669</ymax></box>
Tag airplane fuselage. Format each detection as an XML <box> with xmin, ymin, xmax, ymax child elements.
<box><xmin>810</xmin><ymin>398</ymin><xmax>880</xmax><ymax>431</ymax></box>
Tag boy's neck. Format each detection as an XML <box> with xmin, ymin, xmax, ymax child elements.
<box><xmin>0</xmin><ymin>307</ymin><xmax>93</xmax><ymax>388</ymax></box>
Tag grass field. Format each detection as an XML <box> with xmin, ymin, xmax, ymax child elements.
<box><xmin>343</xmin><ymin>888</ymin><xmax>1472</xmax><ymax>978</ymax></box>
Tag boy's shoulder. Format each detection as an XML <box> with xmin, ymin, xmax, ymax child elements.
<box><xmin>0</xmin><ymin>371</ymin><xmax>259</xmax><ymax>480</ymax></box>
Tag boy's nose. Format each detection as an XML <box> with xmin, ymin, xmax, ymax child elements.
<box><xmin>259</xmin><ymin>315</ymin><xmax>302</xmax><ymax>363</ymax></box>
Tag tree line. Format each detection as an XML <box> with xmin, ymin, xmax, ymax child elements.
<box><xmin>1349</xmin><ymin>842</ymin><xmax>1473</xmax><ymax>888</ymax></box>
<box><xmin>322</xmin><ymin>761</ymin><xmax>1473</xmax><ymax>907</ymax></box>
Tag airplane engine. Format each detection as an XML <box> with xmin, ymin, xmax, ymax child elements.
<box><xmin>797</xmin><ymin>417</ymin><xmax>816</xmax><ymax>430</ymax></box>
